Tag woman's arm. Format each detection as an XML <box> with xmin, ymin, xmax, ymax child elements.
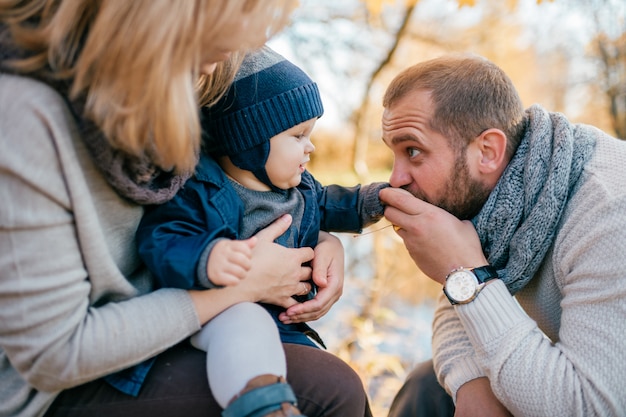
<box><xmin>0</xmin><ymin>77</ymin><xmax>202</xmax><ymax>391</ymax></box>
<box><xmin>0</xmin><ymin>78</ymin><xmax>315</xmax><ymax>393</ymax></box>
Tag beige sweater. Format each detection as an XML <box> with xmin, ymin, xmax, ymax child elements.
<box><xmin>0</xmin><ymin>74</ymin><xmax>202</xmax><ymax>416</ymax></box>
<box><xmin>432</xmin><ymin>127</ymin><xmax>626</xmax><ymax>415</ymax></box>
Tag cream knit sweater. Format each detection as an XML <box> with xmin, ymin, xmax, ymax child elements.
<box><xmin>432</xmin><ymin>127</ymin><xmax>626</xmax><ymax>416</ymax></box>
<box><xmin>0</xmin><ymin>75</ymin><xmax>201</xmax><ymax>416</ymax></box>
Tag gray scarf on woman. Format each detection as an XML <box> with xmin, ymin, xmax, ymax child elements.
<box><xmin>472</xmin><ymin>104</ymin><xmax>596</xmax><ymax>295</ymax></box>
<box><xmin>0</xmin><ymin>25</ymin><xmax>191</xmax><ymax>205</ymax></box>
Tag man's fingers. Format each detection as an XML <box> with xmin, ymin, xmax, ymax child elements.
<box><xmin>379</xmin><ymin>187</ymin><xmax>420</xmax><ymax>212</ymax></box>
<box><xmin>383</xmin><ymin>204</ymin><xmax>410</xmax><ymax>231</ymax></box>
<box><xmin>254</xmin><ymin>214</ymin><xmax>292</xmax><ymax>242</ymax></box>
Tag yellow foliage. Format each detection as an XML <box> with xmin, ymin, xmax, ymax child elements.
<box><xmin>363</xmin><ymin>0</ymin><xmax>554</xmax><ymax>15</ymax></box>
<box><xmin>365</xmin><ymin>0</ymin><xmax>421</xmax><ymax>15</ymax></box>
<box><xmin>364</xmin><ymin>0</ymin><xmax>394</xmax><ymax>15</ymax></box>
<box><xmin>457</xmin><ymin>0</ymin><xmax>477</xmax><ymax>8</ymax></box>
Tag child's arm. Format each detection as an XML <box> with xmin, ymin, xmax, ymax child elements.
<box><xmin>207</xmin><ymin>237</ymin><xmax>256</xmax><ymax>286</ymax></box>
<box><xmin>136</xmin><ymin>175</ymin><xmax>242</xmax><ymax>290</ymax></box>
<box><xmin>309</xmin><ymin>172</ymin><xmax>389</xmax><ymax>233</ymax></box>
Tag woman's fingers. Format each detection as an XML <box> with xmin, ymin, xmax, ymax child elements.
<box><xmin>254</xmin><ymin>214</ymin><xmax>292</xmax><ymax>242</ymax></box>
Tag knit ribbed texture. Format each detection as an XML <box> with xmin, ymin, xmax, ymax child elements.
<box><xmin>200</xmin><ymin>46</ymin><xmax>324</xmax><ymax>191</ymax></box>
<box><xmin>472</xmin><ymin>104</ymin><xmax>596</xmax><ymax>294</ymax></box>
<box><xmin>433</xmin><ymin>118</ymin><xmax>626</xmax><ymax>415</ymax></box>
<box><xmin>208</xmin><ymin>84</ymin><xmax>323</xmax><ymax>156</ymax></box>
<box><xmin>202</xmin><ymin>46</ymin><xmax>323</xmax><ymax>170</ymax></box>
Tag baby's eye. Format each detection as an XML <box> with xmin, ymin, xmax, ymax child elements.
<box><xmin>407</xmin><ymin>148</ymin><xmax>421</xmax><ymax>158</ymax></box>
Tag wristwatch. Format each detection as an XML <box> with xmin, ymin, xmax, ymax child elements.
<box><xmin>443</xmin><ymin>265</ymin><xmax>499</xmax><ymax>305</ymax></box>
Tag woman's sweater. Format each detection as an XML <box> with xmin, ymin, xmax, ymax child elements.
<box><xmin>0</xmin><ymin>74</ymin><xmax>201</xmax><ymax>417</ymax></box>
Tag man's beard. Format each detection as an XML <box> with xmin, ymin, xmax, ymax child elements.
<box><xmin>409</xmin><ymin>151</ymin><xmax>492</xmax><ymax>220</ymax></box>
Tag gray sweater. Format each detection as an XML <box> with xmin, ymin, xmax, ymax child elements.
<box><xmin>432</xmin><ymin>127</ymin><xmax>626</xmax><ymax>415</ymax></box>
<box><xmin>0</xmin><ymin>74</ymin><xmax>201</xmax><ymax>416</ymax></box>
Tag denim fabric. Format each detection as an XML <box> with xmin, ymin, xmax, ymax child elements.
<box><xmin>103</xmin><ymin>357</ymin><xmax>156</xmax><ymax>397</ymax></box>
<box><xmin>136</xmin><ymin>154</ymin><xmax>363</xmax><ymax>291</ymax></box>
<box><xmin>130</xmin><ymin>154</ymin><xmax>364</xmax><ymax>396</ymax></box>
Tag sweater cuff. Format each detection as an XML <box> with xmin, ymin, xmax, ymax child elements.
<box><xmin>196</xmin><ymin>238</ymin><xmax>225</xmax><ymax>289</ymax></box>
<box><xmin>456</xmin><ymin>280</ymin><xmax>529</xmax><ymax>351</ymax></box>
<box><xmin>358</xmin><ymin>182</ymin><xmax>389</xmax><ymax>227</ymax></box>
<box><xmin>444</xmin><ymin>356</ymin><xmax>486</xmax><ymax>403</ymax></box>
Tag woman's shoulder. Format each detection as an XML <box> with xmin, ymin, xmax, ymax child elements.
<box><xmin>0</xmin><ymin>74</ymin><xmax>75</xmax><ymax>150</ymax></box>
<box><xmin>0</xmin><ymin>74</ymin><xmax>80</xmax><ymax>211</ymax></box>
<box><xmin>0</xmin><ymin>73</ymin><xmax>67</xmax><ymax>111</ymax></box>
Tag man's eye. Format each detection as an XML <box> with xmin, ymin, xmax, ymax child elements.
<box><xmin>407</xmin><ymin>148</ymin><xmax>420</xmax><ymax>158</ymax></box>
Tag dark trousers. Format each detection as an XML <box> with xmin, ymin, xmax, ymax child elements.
<box><xmin>388</xmin><ymin>360</ymin><xmax>455</xmax><ymax>417</ymax></box>
<box><xmin>45</xmin><ymin>342</ymin><xmax>372</xmax><ymax>417</ymax></box>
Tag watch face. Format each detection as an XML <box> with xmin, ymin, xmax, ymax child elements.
<box><xmin>446</xmin><ymin>270</ymin><xmax>478</xmax><ymax>303</ymax></box>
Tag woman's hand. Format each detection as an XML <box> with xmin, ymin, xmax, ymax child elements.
<box><xmin>190</xmin><ymin>215</ymin><xmax>313</xmax><ymax>324</ymax></box>
<box><xmin>246</xmin><ymin>214</ymin><xmax>315</xmax><ymax>308</ymax></box>
<box><xmin>380</xmin><ymin>187</ymin><xmax>487</xmax><ymax>284</ymax></box>
<box><xmin>280</xmin><ymin>231</ymin><xmax>345</xmax><ymax>324</ymax></box>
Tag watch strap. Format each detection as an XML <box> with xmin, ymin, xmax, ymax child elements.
<box><xmin>471</xmin><ymin>265</ymin><xmax>499</xmax><ymax>284</ymax></box>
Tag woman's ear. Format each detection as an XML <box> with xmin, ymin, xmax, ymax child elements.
<box><xmin>476</xmin><ymin>128</ymin><xmax>508</xmax><ymax>175</ymax></box>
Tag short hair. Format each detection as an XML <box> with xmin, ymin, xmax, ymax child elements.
<box><xmin>383</xmin><ymin>54</ymin><xmax>526</xmax><ymax>157</ymax></box>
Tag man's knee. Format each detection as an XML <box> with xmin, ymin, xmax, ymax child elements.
<box><xmin>388</xmin><ymin>360</ymin><xmax>454</xmax><ymax>417</ymax></box>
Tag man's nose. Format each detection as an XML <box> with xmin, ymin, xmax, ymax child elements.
<box><xmin>388</xmin><ymin>160</ymin><xmax>412</xmax><ymax>188</ymax></box>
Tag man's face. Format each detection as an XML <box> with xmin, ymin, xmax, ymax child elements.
<box><xmin>382</xmin><ymin>89</ymin><xmax>491</xmax><ymax>220</ymax></box>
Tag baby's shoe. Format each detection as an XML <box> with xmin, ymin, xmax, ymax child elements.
<box><xmin>222</xmin><ymin>374</ymin><xmax>305</xmax><ymax>417</ymax></box>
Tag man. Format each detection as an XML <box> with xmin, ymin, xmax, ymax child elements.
<box><xmin>379</xmin><ymin>54</ymin><xmax>626</xmax><ymax>416</ymax></box>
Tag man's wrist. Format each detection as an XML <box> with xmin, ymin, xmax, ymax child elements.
<box><xmin>443</xmin><ymin>265</ymin><xmax>499</xmax><ymax>305</ymax></box>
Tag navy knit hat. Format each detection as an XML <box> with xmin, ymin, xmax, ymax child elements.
<box><xmin>201</xmin><ymin>46</ymin><xmax>324</xmax><ymax>189</ymax></box>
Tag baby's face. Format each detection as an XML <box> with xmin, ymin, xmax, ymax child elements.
<box><xmin>265</xmin><ymin>118</ymin><xmax>317</xmax><ymax>190</ymax></box>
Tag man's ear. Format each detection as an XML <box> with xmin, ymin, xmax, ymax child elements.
<box><xmin>476</xmin><ymin>128</ymin><xmax>507</xmax><ymax>175</ymax></box>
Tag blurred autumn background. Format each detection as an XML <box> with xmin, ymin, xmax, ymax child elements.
<box><xmin>268</xmin><ymin>0</ymin><xmax>626</xmax><ymax>415</ymax></box>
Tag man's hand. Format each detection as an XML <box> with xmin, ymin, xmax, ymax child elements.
<box><xmin>455</xmin><ymin>378</ymin><xmax>512</xmax><ymax>417</ymax></box>
<box><xmin>380</xmin><ymin>187</ymin><xmax>487</xmax><ymax>284</ymax></box>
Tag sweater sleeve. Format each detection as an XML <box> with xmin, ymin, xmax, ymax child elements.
<box><xmin>434</xmin><ymin>189</ymin><xmax>626</xmax><ymax>415</ymax></box>
<box><xmin>431</xmin><ymin>292</ymin><xmax>487</xmax><ymax>400</ymax></box>
<box><xmin>315</xmin><ymin>179</ymin><xmax>388</xmax><ymax>233</ymax></box>
<box><xmin>136</xmin><ymin>184</ymin><xmax>239</xmax><ymax>290</ymax></box>
<box><xmin>0</xmin><ymin>76</ymin><xmax>201</xmax><ymax>393</ymax></box>
<box><xmin>356</xmin><ymin>182</ymin><xmax>388</xmax><ymax>227</ymax></box>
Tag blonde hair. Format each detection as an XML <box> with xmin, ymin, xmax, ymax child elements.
<box><xmin>0</xmin><ymin>0</ymin><xmax>297</xmax><ymax>173</ymax></box>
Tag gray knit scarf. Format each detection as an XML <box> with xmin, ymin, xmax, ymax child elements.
<box><xmin>0</xmin><ymin>25</ymin><xmax>191</xmax><ymax>205</ymax></box>
<box><xmin>472</xmin><ymin>104</ymin><xmax>596</xmax><ymax>295</ymax></box>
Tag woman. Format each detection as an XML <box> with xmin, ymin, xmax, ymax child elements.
<box><xmin>0</xmin><ymin>1</ymin><xmax>372</xmax><ymax>416</ymax></box>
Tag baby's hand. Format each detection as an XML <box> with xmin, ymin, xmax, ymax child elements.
<box><xmin>207</xmin><ymin>238</ymin><xmax>256</xmax><ymax>286</ymax></box>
